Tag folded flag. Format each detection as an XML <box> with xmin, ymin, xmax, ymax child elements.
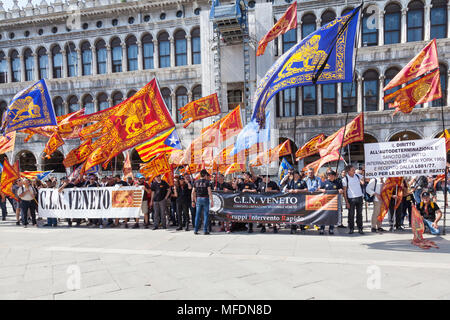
<box><xmin>411</xmin><ymin>206</ymin><xmax>439</xmax><ymax>249</ymax></box>
<box><xmin>21</xmin><ymin>170</ymin><xmax>53</xmax><ymax>180</ymax></box>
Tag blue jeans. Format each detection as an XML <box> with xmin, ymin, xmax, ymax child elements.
<box><xmin>194</xmin><ymin>198</ymin><xmax>210</xmax><ymax>233</ymax></box>
<box><xmin>413</xmin><ymin>189</ymin><xmax>423</xmax><ymax>204</ymax></box>
<box><xmin>47</xmin><ymin>218</ymin><xmax>57</xmax><ymax>226</ymax></box>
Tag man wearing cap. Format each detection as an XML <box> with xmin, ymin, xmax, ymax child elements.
<box><xmin>192</xmin><ymin>169</ymin><xmax>213</xmax><ymax>235</ymax></box>
<box><xmin>416</xmin><ymin>192</ymin><xmax>442</xmax><ymax>234</ymax></box>
<box><xmin>318</xmin><ymin>170</ymin><xmax>343</xmax><ymax>235</ymax></box>
<box><xmin>150</xmin><ymin>174</ymin><xmax>171</xmax><ymax>230</ymax></box>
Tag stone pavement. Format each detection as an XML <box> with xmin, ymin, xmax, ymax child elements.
<box><xmin>1</xmin><ymin>197</ymin><xmax>450</xmax><ymax>300</ymax></box>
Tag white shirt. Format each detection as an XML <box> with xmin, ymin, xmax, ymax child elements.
<box><xmin>18</xmin><ymin>186</ymin><xmax>36</xmax><ymax>201</ymax></box>
<box><xmin>366</xmin><ymin>178</ymin><xmax>383</xmax><ymax>202</ymax></box>
<box><xmin>342</xmin><ymin>173</ymin><xmax>363</xmax><ymax>199</ymax></box>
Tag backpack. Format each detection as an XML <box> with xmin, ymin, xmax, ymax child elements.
<box><xmin>363</xmin><ymin>179</ymin><xmax>377</xmax><ymax>203</ymax></box>
<box><xmin>344</xmin><ymin>174</ymin><xmax>365</xmax><ymax>200</ymax></box>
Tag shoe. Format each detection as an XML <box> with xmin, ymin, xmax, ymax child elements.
<box><xmin>144</xmin><ymin>224</ymin><xmax>149</xmax><ymax>229</ymax></box>
<box><xmin>371</xmin><ymin>228</ymin><xmax>377</xmax><ymax>233</ymax></box>
<box><xmin>194</xmin><ymin>231</ymin><xmax>199</xmax><ymax>235</ymax></box>
<box><xmin>349</xmin><ymin>229</ymin><xmax>354</xmax><ymax>234</ymax></box>
<box><xmin>358</xmin><ymin>229</ymin><xmax>364</xmax><ymax>235</ymax></box>
<box><xmin>273</xmin><ymin>226</ymin><xmax>278</xmax><ymax>234</ymax></box>
<box><xmin>248</xmin><ymin>228</ymin><xmax>253</xmax><ymax>233</ymax></box>
<box><xmin>16</xmin><ymin>221</ymin><xmax>20</xmax><ymax>226</ymax></box>
<box><xmin>152</xmin><ymin>226</ymin><xmax>158</xmax><ymax>230</ymax></box>
<box><xmin>226</xmin><ymin>230</ymin><xmax>231</xmax><ymax>234</ymax></box>
<box><xmin>124</xmin><ymin>223</ymin><xmax>128</xmax><ymax>229</ymax></box>
<box><xmin>377</xmin><ymin>228</ymin><xmax>385</xmax><ymax>232</ymax></box>
<box><xmin>260</xmin><ymin>226</ymin><xmax>266</xmax><ymax>233</ymax></box>
<box><xmin>99</xmin><ymin>225</ymin><xmax>103</xmax><ymax>229</ymax></box>
<box><xmin>132</xmin><ymin>223</ymin><xmax>139</xmax><ymax>229</ymax></box>
<box><xmin>290</xmin><ymin>229</ymin><xmax>296</xmax><ymax>234</ymax></box>
<box><xmin>389</xmin><ymin>226</ymin><xmax>394</xmax><ymax>232</ymax></box>
<box><xmin>43</xmin><ymin>224</ymin><xmax>51</xmax><ymax>227</ymax></box>
<box><xmin>1</xmin><ymin>217</ymin><xmax>5</xmax><ymax>221</ymax></box>
<box><xmin>396</xmin><ymin>226</ymin><xmax>405</xmax><ymax>231</ymax></box>
<box><xmin>329</xmin><ymin>229</ymin><xmax>334</xmax><ymax>235</ymax></box>
<box><xmin>68</xmin><ymin>221</ymin><xmax>72</xmax><ymax>227</ymax></box>
<box><xmin>204</xmin><ymin>231</ymin><xmax>210</xmax><ymax>235</ymax></box>
<box><xmin>176</xmin><ymin>227</ymin><xmax>182</xmax><ymax>231</ymax></box>
<box><xmin>337</xmin><ymin>224</ymin><xmax>346</xmax><ymax>228</ymax></box>
<box><xmin>161</xmin><ymin>226</ymin><xmax>167</xmax><ymax>229</ymax></box>
<box><xmin>185</xmin><ymin>227</ymin><xmax>190</xmax><ymax>231</ymax></box>
<box><xmin>86</xmin><ymin>222</ymin><xmax>92</xmax><ymax>226</ymax></box>
<box><xmin>52</xmin><ymin>224</ymin><xmax>57</xmax><ymax>227</ymax></box>
<box><xmin>24</xmin><ymin>224</ymin><xmax>28</xmax><ymax>228</ymax></box>
<box><xmin>319</xmin><ymin>229</ymin><xmax>324</xmax><ymax>235</ymax></box>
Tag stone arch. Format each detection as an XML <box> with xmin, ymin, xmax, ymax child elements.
<box><xmin>102</xmin><ymin>153</ymin><xmax>125</xmax><ymax>172</ymax></box>
<box><xmin>387</xmin><ymin>130</ymin><xmax>423</xmax><ymax>141</ymax></box>
<box><xmin>15</xmin><ymin>150</ymin><xmax>37</xmax><ymax>171</ymax></box>
<box><xmin>42</xmin><ymin>150</ymin><xmax>65</xmax><ymax>172</ymax></box>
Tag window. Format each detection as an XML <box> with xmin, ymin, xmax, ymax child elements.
<box><xmin>9</xmin><ymin>32</ymin><xmax>14</xmax><ymax>39</ymax></box>
<box><xmin>194</xmin><ymin>8</ymin><xmax>201</xmax><ymax>15</ymax></box>
<box><xmin>38</xmin><ymin>29</ymin><xmax>43</xmax><ymax>35</ymax></box>
<box><xmin>158</xmin><ymin>32</ymin><xmax>170</xmax><ymax>68</ymax></box>
<box><xmin>82</xmin><ymin>23</ymin><xmax>88</xmax><ymax>30</ymax></box>
<box><xmin>128</xmin><ymin>17</ymin><xmax>135</xmax><ymax>24</ymax></box>
<box><xmin>384</xmin><ymin>67</ymin><xmax>400</xmax><ymax>110</ymax></box>
<box><xmin>175</xmin><ymin>30</ymin><xmax>187</xmax><ymax>66</ymax></box>
<box><xmin>301</xmin><ymin>14</ymin><xmax>316</xmax><ymax>39</ymax></box>
<box><xmin>342</xmin><ymin>81</ymin><xmax>357</xmax><ymax>113</ymax></box>
<box><xmin>66</xmin><ymin>43</ymin><xmax>77</xmax><ymax>77</ymax></box>
<box><xmin>303</xmin><ymin>85</ymin><xmax>317</xmax><ymax>115</ymax></box>
<box><xmin>97</xmin><ymin>93</ymin><xmax>109</xmax><ymax>111</ymax></box>
<box><xmin>322</xmin><ymin>84</ymin><xmax>336</xmax><ymax>114</ymax></box>
<box><xmin>176</xmin><ymin>11</ymin><xmax>183</xmax><ymax>18</ymax></box>
<box><xmin>362</xmin><ymin>7</ymin><xmax>378</xmax><ymax>46</ymax></box>
<box><xmin>431</xmin><ymin>0</ymin><xmax>447</xmax><ymax>39</ymax></box>
<box><xmin>82</xmin><ymin>95</ymin><xmax>94</xmax><ymax>114</ymax></box>
<box><xmin>111</xmin><ymin>38</ymin><xmax>122</xmax><ymax>73</ymax></box>
<box><xmin>81</xmin><ymin>42</ymin><xmax>92</xmax><ymax>76</ymax></box>
<box><xmin>53</xmin><ymin>97</ymin><xmax>64</xmax><ymax>116</ymax></box>
<box><xmin>10</xmin><ymin>50</ymin><xmax>20</xmax><ymax>82</ymax></box>
<box><xmin>407</xmin><ymin>1</ymin><xmax>424</xmax><ymax>42</ymax></box>
<box><xmin>161</xmin><ymin>88</ymin><xmax>172</xmax><ymax>111</ymax></box>
<box><xmin>192</xmin><ymin>85</ymin><xmax>202</xmax><ymax>101</ymax></box>
<box><xmin>142</xmin><ymin>34</ymin><xmax>154</xmax><ymax>70</ymax></box>
<box><xmin>321</xmin><ymin>10</ymin><xmax>336</xmax><ymax>27</ymax></box>
<box><xmin>363</xmin><ymin>70</ymin><xmax>378</xmax><ymax>111</ymax></box>
<box><xmin>24</xmin><ymin>49</ymin><xmax>33</xmax><ymax>81</ymax></box>
<box><xmin>24</xmin><ymin>30</ymin><xmax>30</xmax><ymax>37</ymax></box>
<box><xmin>112</xmin><ymin>91</ymin><xmax>123</xmax><ymax>106</ymax></box>
<box><xmin>51</xmin><ymin>27</ymin><xmax>57</xmax><ymax>34</ymax></box>
<box><xmin>282</xmin><ymin>88</ymin><xmax>297</xmax><ymax>117</ymax></box>
<box><xmin>38</xmin><ymin>47</ymin><xmax>48</xmax><ymax>79</ymax></box>
<box><xmin>384</xmin><ymin>3</ymin><xmax>401</xmax><ymax>45</ymax></box>
<box><xmin>96</xmin><ymin>21</ymin><xmax>102</xmax><ymax>28</ymax></box>
<box><xmin>96</xmin><ymin>40</ymin><xmax>107</xmax><ymax>74</ymax></box>
<box><xmin>342</xmin><ymin>7</ymin><xmax>354</xmax><ymax>15</ymax></box>
<box><xmin>176</xmin><ymin>87</ymin><xmax>188</xmax><ymax>123</ymax></box>
<box><xmin>160</xmin><ymin>13</ymin><xmax>166</xmax><ymax>20</ymax></box>
<box><xmin>191</xmin><ymin>28</ymin><xmax>201</xmax><ymax>65</ymax></box>
<box><xmin>227</xmin><ymin>89</ymin><xmax>242</xmax><ymax>111</ymax></box>
<box><xmin>112</xmin><ymin>19</ymin><xmax>118</xmax><ymax>26</ymax></box>
<box><xmin>282</xmin><ymin>28</ymin><xmax>297</xmax><ymax>52</ymax></box>
<box><xmin>0</xmin><ymin>52</ymin><xmax>7</xmax><ymax>83</ymax></box>
<box><xmin>68</xmin><ymin>96</ymin><xmax>79</xmax><ymax>113</ymax></box>
<box><xmin>126</xmin><ymin>36</ymin><xmax>138</xmax><ymax>71</ymax></box>
<box><xmin>127</xmin><ymin>90</ymin><xmax>137</xmax><ymax>98</ymax></box>
<box><xmin>432</xmin><ymin>64</ymin><xmax>447</xmax><ymax>107</ymax></box>
<box><xmin>52</xmin><ymin>46</ymin><xmax>62</xmax><ymax>78</ymax></box>
<box><xmin>144</xmin><ymin>15</ymin><xmax>151</xmax><ymax>22</ymax></box>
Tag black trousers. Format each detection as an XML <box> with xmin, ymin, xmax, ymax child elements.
<box><xmin>20</xmin><ymin>200</ymin><xmax>36</xmax><ymax>225</ymax></box>
<box><xmin>348</xmin><ymin>196</ymin><xmax>363</xmax><ymax>230</ymax></box>
<box><xmin>176</xmin><ymin>201</ymin><xmax>190</xmax><ymax>227</ymax></box>
<box><xmin>389</xmin><ymin>199</ymin><xmax>403</xmax><ymax>228</ymax></box>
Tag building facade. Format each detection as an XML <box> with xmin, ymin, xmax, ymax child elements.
<box><xmin>0</xmin><ymin>0</ymin><xmax>448</xmax><ymax>175</ymax></box>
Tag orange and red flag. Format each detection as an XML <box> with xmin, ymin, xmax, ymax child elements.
<box><xmin>411</xmin><ymin>206</ymin><xmax>439</xmax><ymax>249</ymax></box>
<box><xmin>295</xmin><ymin>134</ymin><xmax>325</xmax><ymax>161</ymax></box>
<box><xmin>140</xmin><ymin>153</ymin><xmax>172</xmax><ymax>178</ymax></box>
<box><xmin>122</xmin><ymin>151</ymin><xmax>133</xmax><ymax>180</ymax></box>
<box><xmin>179</xmin><ymin>93</ymin><xmax>221</xmax><ymax>128</ymax></box>
<box><xmin>439</xmin><ymin>129</ymin><xmax>450</xmax><ymax>152</ymax></box>
<box><xmin>43</xmin><ymin>132</ymin><xmax>64</xmax><ymax>159</ymax></box>
<box><xmin>378</xmin><ymin>177</ymin><xmax>403</xmax><ymax>222</ymax></box>
<box><xmin>0</xmin><ymin>131</ymin><xmax>16</xmax><ymax>154</ymax></box>
<box><xmin>250</xmin><ymin>140</ymin><xmax>292</xmax><ymax>167</ymax></box>
<box><xmin>256</xmin><ymin>1</ymin><xmax>297</xmax><ymax>56</ymax></box>
<box><xmin>384</xmin><ymin>39</ymin><xmax>439</xmax><ymax>91</ymax></box>
<box><xmin>63</xmin><ymin>139</ymin><xmax>93</xmax><ymax>168</ymax></box>
<box><xmin>0</xmin><ymin>159</ymin><xmax>20</xmax><ymax>200</ymax></box>
<box><xmin>223</xmin><ymin>163</ymin><xmax>246</xmax><ymax>176</ymax></box>
<box><xmin>302</xmin><ymin>150</ymin><xmax>344</xmax><ymax>175</ymax></box>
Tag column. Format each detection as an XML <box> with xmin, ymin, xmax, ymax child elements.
<box><xmin>169</xmin><ymin>37</ymin><xmax>175</xmax><ymax>68</ymax></box>
<box><xmin>93</xmin><ymin>98</ymin><xmax>99</xmax><ymax>112</ymax></box>
<box><xmin>153</xmin><ymin>39</ymin><xmax>159</xmax><ymax>69</ymax></box>
<box><xmin>19</xmin><ymin>54</ymin><xmax>25</xmax><ymax>82</ymax></box>
<box><xmin>297</xmin><ymin>21</ymin><xmax>302</xmax><ymax>42</ymax></box>
<box><xmin>337</xmin><ymin>83</ymin><xmax>342</xmax><ymax>114</ymax></box>
<box><xmin>33</xmin><ymin>53</ymin><xmax>39</xmax><ymax>81</ymax></box>
<box><xmin>121</xmin><ymin>43</ymin><xmax>127</xmax><ymax>72</ymax></box>
<box><xmin>137</xmin><ymin>40</ymin><xmax>143</xmax><ymax>70</ymax></box>
<box><xmin>317</xmin><ymin>84</ymin><xmax>322</xmax><ymax>115</ymax></box>
<box><xmin>424</xmin><ymin>4</ymin><xmax>431</xmax><ymax>41</ymax></box>
<box><xmin>298</xmin><ymin>87</ymin><xmax>303</xmax><ymax>116</ymax></box>
<box><xmin>378</xmin><ymin>74</ymin><xmax>384</xmax><ymax>111</ymax></box>
<box><xmin>61</xmin><ymin>49</ymin><xmax>68</xmax><ymax>78</ymax></box>
<box><xmin>76</xmin><ymin>48</ymin><xmax>82</xmax><ymax>77</ymax></box>
<box><xmin>91</xmin><ymin>47</ymin><xmax>97</xmax><ymax>75</ymax></box>
<box><xmin>401</xmin><ymin>8</ymin><xmax>407</xmax><ymax>43</ymax></box>
<box><xmin>106</xmin><ymin>45</ymin><xmax>112</xmax><ymax>74</ymax></box>
<box><xmin>188</xmin><ymin>90</ymin><xmax>193</xmax><ymax>102</ymax></box>
<box><xmin>48</xmin><ymin>51</ymin><xmax>53</xmax><ymax>79</ymax></box>
<box><xmin>277</xmin><ymin>33</ymin><xmax>283</xmax><ymax>55</ymax></box>
<box><xmin>107</xmin><ymin>97</ymin><xmax>113</xmax><ymax>108</ymax></box>
<box><xmin>171</xmin><ymin>92</ymin><xmax>177</xmax><ymax>121</ymax></box>
<box><xmin>378</xmin><ymin>12</ymin><xmax>384</xmax><ymax>46</ymax></box>
<box><xmin>63</xmin><ymin>101</ymin><xmax>68</xmax><ymax>115</ymax></box>
<box><xmin>357</xmin><ymin>76</ymin><xmax>363</xmax><ymax>112</ymax></box>
<box><xmin>6</xmin><ymin>57</ymin><xmax>11</xmax><ymax>82</ymax></box>
<box><xmin>186</xmin><ymin>35</ymin><xmax>192</xmax><ymax>65</ymax></box>
<box><xmin>278</xmin><ymin>94</ymin><xmax>283</xmax><ymax>117</ymax></box>
<box><xmin>447</xmin><ymin>70</ymin><xmax>450</xmax><ymax>107</ymax></box>
<box><xmin>316</xmin><ymin>18</ymin><xmax>321</xmax><ymax>29</ymax></box>
<box><xmin>448</xmin><ymin>3</ymin><xmax>450</xmax><ymax>40</ymax></box>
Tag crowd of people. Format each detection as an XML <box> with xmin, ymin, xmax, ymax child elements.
<box><xmin>1</xmin><ymin>164</ymin><xmax>448</xmax><ymax>236</ymax></box>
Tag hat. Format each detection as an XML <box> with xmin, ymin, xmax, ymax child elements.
<box><xmin>421</xmin><ymin>191</ymin><xmax>431</xmax><ymax>198</ymax></box>
<box><xmin>327</xmin><ymin>170</ymin><xmax>337</xmax><ymax>176</ymax></box>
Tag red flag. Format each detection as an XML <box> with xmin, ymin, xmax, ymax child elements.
<box><xmin>122</xmin><ymin>151</ymin><xmax>133</xmax><ymax>180</ymax></box>
<box><xmin>179</xmin><ymin>93</ymin><xmax>221</xmax><ymax>128</ymax></box>
<box><xmin>249</xmin><ymin>140</ymin><xmax>292</xmax><ymax>167</ymax></box>
<box><xmin>0</xmin><ymin>131</ymin><xmax>16</xmax><ymax>154</ymax></box>
<box><xmin>411</xmin><ymin>206</ymin><xmax>439</xmax><ymax>249</ymax></box>
<box><xmin>43</xmin><ymin>132</ymin><xmax>64</xmax><ymax>159</ymax></box>
<box><xmin>256</xmin><ymin>2</ymin><xmax>297</xmax><ymax>56</ymax></box>
<box><xmin>295</xmin><ymin>134</ymin><xmax>325</xmax><ymax>161</ymax></box>
<box><xmin>0</xmin><ymin>159</ymin><xmax>20</xmax><ymax>200</ymax></box>
<box><xmin>378</xmin><ymin>178</ymin><xmax>403</xmax><ymax>222</ymax></box>
<box><xmin>302</xmin><ymin>150</ymin><xmax>344</xmax><ymax>174</ymax></box>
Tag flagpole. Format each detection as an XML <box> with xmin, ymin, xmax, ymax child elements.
<box><xmin>440</xmin><ymin>98</ymin><xmax>447</xmax><ymax>235</ymax></box>
<box><xmin>335</xmin><ymin>112</ymin><xmax>349</xmax><ymax>174</ymax></box>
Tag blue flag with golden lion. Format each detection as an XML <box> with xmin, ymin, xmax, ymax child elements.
<box><xmin>253</xmin><ymin>6</ymin><xmax>361</xmax><ymax>128</ymax></box>
<box><xmin>4</xmin><ymin>79</ymin><xmax>57</xmax><ymax>134</ymax></box>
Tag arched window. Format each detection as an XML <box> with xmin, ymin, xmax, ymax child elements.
<box><xmin>175</xmin><ymin>30</ymin><xmax>187</xmax><ymax>66</ymax></box>
<box><xmin>192</xmin><ymin>85</ymin><xmax>202</xmax><ymax>101</ymax></box>
<box><xmin>407</xmin><ymin>1</ymin><xmax>424</xmax><ymax>42</ymax></box>
<box><xmin>97</xmin><ymin>93</ymin><xmax>109</xmax><ymax>111</ymax></box>
<box><xmin>81</xmin><ymin>42</ymin><xmax>92</xmax><ymax>76</ymax></box>
<box><xmin>111</xmin><ymin>37</ymin><xmax>122</xmax><ymax>73</ymax></box>
<box><xmin>342</xmin><ymin>7</ymin><xmax>354</xmax><ymax>15</ymax></box>
<box><xmin>53</xmin><ymin>97</ymin><xmax>64</xmax><ymax>116</ymax></box>
<box><xmin>362</xmin><ymin>7</ymin><xmax>378</xmax><ymax>46</ymax></box>
<box><xmin>66</xmin><ymin>43</ymin><xmax>77</xmax><ymax>77</ymax></box>
<box><xmin>126</xmin><ymin>36</ymin><xmax>138</xmax><ymax>71</ymax></box>
<box><xmin>191</xmin><ymin>28</ymin><xmax>201</xmax><ymax>64</ymax></box>
<box><xmin>17</xmin><ymin>151</ymin><xmax>37</xmax><ymax>171</ymax></box>
<box><xmin>322</xmin><ymin>84</ymin><xmax>336</xmax><ymax>114</ymax></box>
<box><xmin>82</xmin><ymin>94</ymin><xmax>94</xmax><ymax>114</ymax></box>
<box><xmin>158</xmin><ymin>32</ymin><xmax>170</xmax><ymax>68</ymax></box>
<box><xmin>302</xmin><ymin>14</ymin><xmax>316</xmax><ymax>39</ymax></box>
<box><xmin>42</xmin><ymin>150</ymin><xmax>65</xmax><ymax>173</ymax></box>
<box><xmin>282</xmin><ymin>29</ymin><xmax>298</xmax><ymax>117</ymax></box>
<box><xmin>431</xmin><ymin>0</ymin><xmax>447</xmax><ymax>39</ymax></box>
<box><xmin>161</xmin><ymin>88</ymin><xmax>172</xmax><ymax>111</ymax></box>
<box><xmin>24</xmin><ymin>49</ymin><xmax>33</xmax><ymax>81</ymax></box>
<box><xmin>176</xmin><ymin>87</ymin><xmax>188</xmax><ymax>123</ymax></box>
<box><xmin>432</xmin><ymin>64</ymin><xmax>447</xmax><ymax>107</ymax></box>
<box><xmin>96</xmin><ymin>40</ymin><xmax>107</xmax><ymax>75</ymax></box>
<box><xmin>363</xmin><ymin>70</ymin><xmax>378</xmax><ymax>111</ymax></box>
<box><xmin>52</xmin><ymin>45</ymin><xmax>62</xmax><ymax>78</ymax></box>
<box><xmin>68</xmin><ymin>96</ymin><xmax>79</xmax><ymax>113</ymax></box>
<box><xmin>112</xmin><ymin>91</ymin><xmax>123</xmax><ymax>106</ymax></box>
<box><xmin>321</xmin><ymin>10</ymin><xmax>336</xmax><ymax>26</ymax></box>
<box><xmin>342</xmin><ymin>80</ymin><xmax>357</xmax><ymax>113</ymax></box>
<box><xmin>384</xmin><ymin>3</ymin><xmax>401</xmax><ymax>45</ymax></box>
<box><xmin>303</xmin><ymin>85</ymin><xmax>317</xmax><ymax>115</ymax></box>
<box><xmin>127</xmin><ymin>90</ymin><xmax>137</xmax><ymax>98</ymax></box>
<box><xmin>282</xmin><ymin>28</ymin><xmax>297</xmax><ymax>52</ymax></box>
<box><xmin>0</xmin><ymin>51</ymin><xmax>7</xmax><ymax>83</ymax></box>
<box><xmin>38</xmin><ymin>47</ymin><xmax>48</xmax><ymax>79</ymax></box>
<box><xmin>384</xmin><ymin>67</ymin><xmax>400</xmax><ymax>110</ymax></box>
<box><xmin>142</xmin><ymin>34</ymin><xmax>154</xmax><ymax>70</ymax></box>
<box><xmin>10</xmin><ymin>50</ymin><xmax>20</xmax><ymax>82</ymax></box>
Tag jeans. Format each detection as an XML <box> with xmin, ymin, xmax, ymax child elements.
<box><xmin>153</xmin><ymin>199</ymin><xmax>167</xmax><ymax>228</ymax></box>
<box><xmin>20</xmin><ymin>200</ymin><xmax>36</xmax><ymax>225</ymax></box>
<box><xmin>194</xmin><ymin>197</ymin><xmax>210</xmax><ymax>233</ymax></box>
<box><xmin>413</xmin><ymin>189</ymin><xmax>423</xmax><ymax>204</ymax></box>
<box><xmin>170</xmin><ymin>199</ymin><xmax>177</xmax><ymax>225</ymax></box>
<box><xmin>47</xmin><ymin>218</ymin><xmax>57</xmax><ymax>226</ymax></box>
<box><xmin>348</xmin><ymin>197</ymin><xmax>363</xmax><ymax>230</ymax></box>
<box><xmin>0</xmin><ymin>200</ymin><xmax>6</xmax><ymax>219</ymax></box>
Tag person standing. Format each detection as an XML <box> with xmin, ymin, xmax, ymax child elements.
<box><xmin>286</xmin><ymin>171</ymin><xmax>307</xmax><ymax>234</ymax></box>
<box><xmin>175</xmin><ymin>176</ymin><xmax>192</xmax><ymax>231</ymax></box>
<box><xmin>0</xmin><ymin>190</ymin><xmax>7</xmax><ymax>221</ymax></box>
<box><xmin>238</xmin><ymin>172</ymin><xmax>257</xmax><ymax>233</ymax></box>
<box><xmin>17</xmin><ymin>179</ymin><xmax>37</xmax><ymax>228</ymax></box>
<box><xmin>215</xmin><ymin>174</ymin><xmax>233</xmax><ymax>233</ymax></box>
<box><xmin>137</xmin><ymin>176</ymin><xmax>151</xmax><ymax>229</ymax></box>
<box><xmin>342</xmin><ymin>165</ymin><xmax>365</xmax><ymax>234</ymax></box>
<box><xmin>365</xmin><ymin>176</ymin><xmax>385</xmax><ymax>233</ymax></box>
<box><xmin>388</xmin><ymin>183</ymin><xmax>404</xmax><ymax>232</ymax></box>
<box><xmin>12</xmin><ymin>180</ymin><xmax>21</xmax><ymax>225</ymax></box>
<box><xmin>318</xmin><ymin>170</ymin><xmax>343</xmax><ymax>235</ymax></box>
<box><xmin>258</xmin><ymin>175</ymin><xmax>280</xmax><ymax>233</ymax></box>
<box><xmin>150</xmin><ymin>174</ymin><xmax>171</xmax><ymax>230</ymax></box>
<box><xmin>192</xmin><ymin>169</ymin><xmax>213</xmax><ymax>235</ymax></box>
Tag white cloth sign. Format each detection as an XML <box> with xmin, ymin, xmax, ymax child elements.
<box><xmin>38</xmin><ymin>186</ymin><xmax>144</xmax><ymax>218</ymax></box>
<box><xmin>364</xmin><ymin>138</ymin><xmax>446</xmax><ymax>178</ymax></box>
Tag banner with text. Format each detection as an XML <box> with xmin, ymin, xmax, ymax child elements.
<box><xmin>364</xmin><ymin>138</ymin><xmax>446</xmax><ymax>178</ymax></box>
<box><xmin>38</xmin><ymin>187</ymin><xmax>144</xmax><ymax>218</ymax></box>
<box><xmin>210</xmin><ymin>191</ymin><xmax>340</xmax><ymax>225</ymax></box>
